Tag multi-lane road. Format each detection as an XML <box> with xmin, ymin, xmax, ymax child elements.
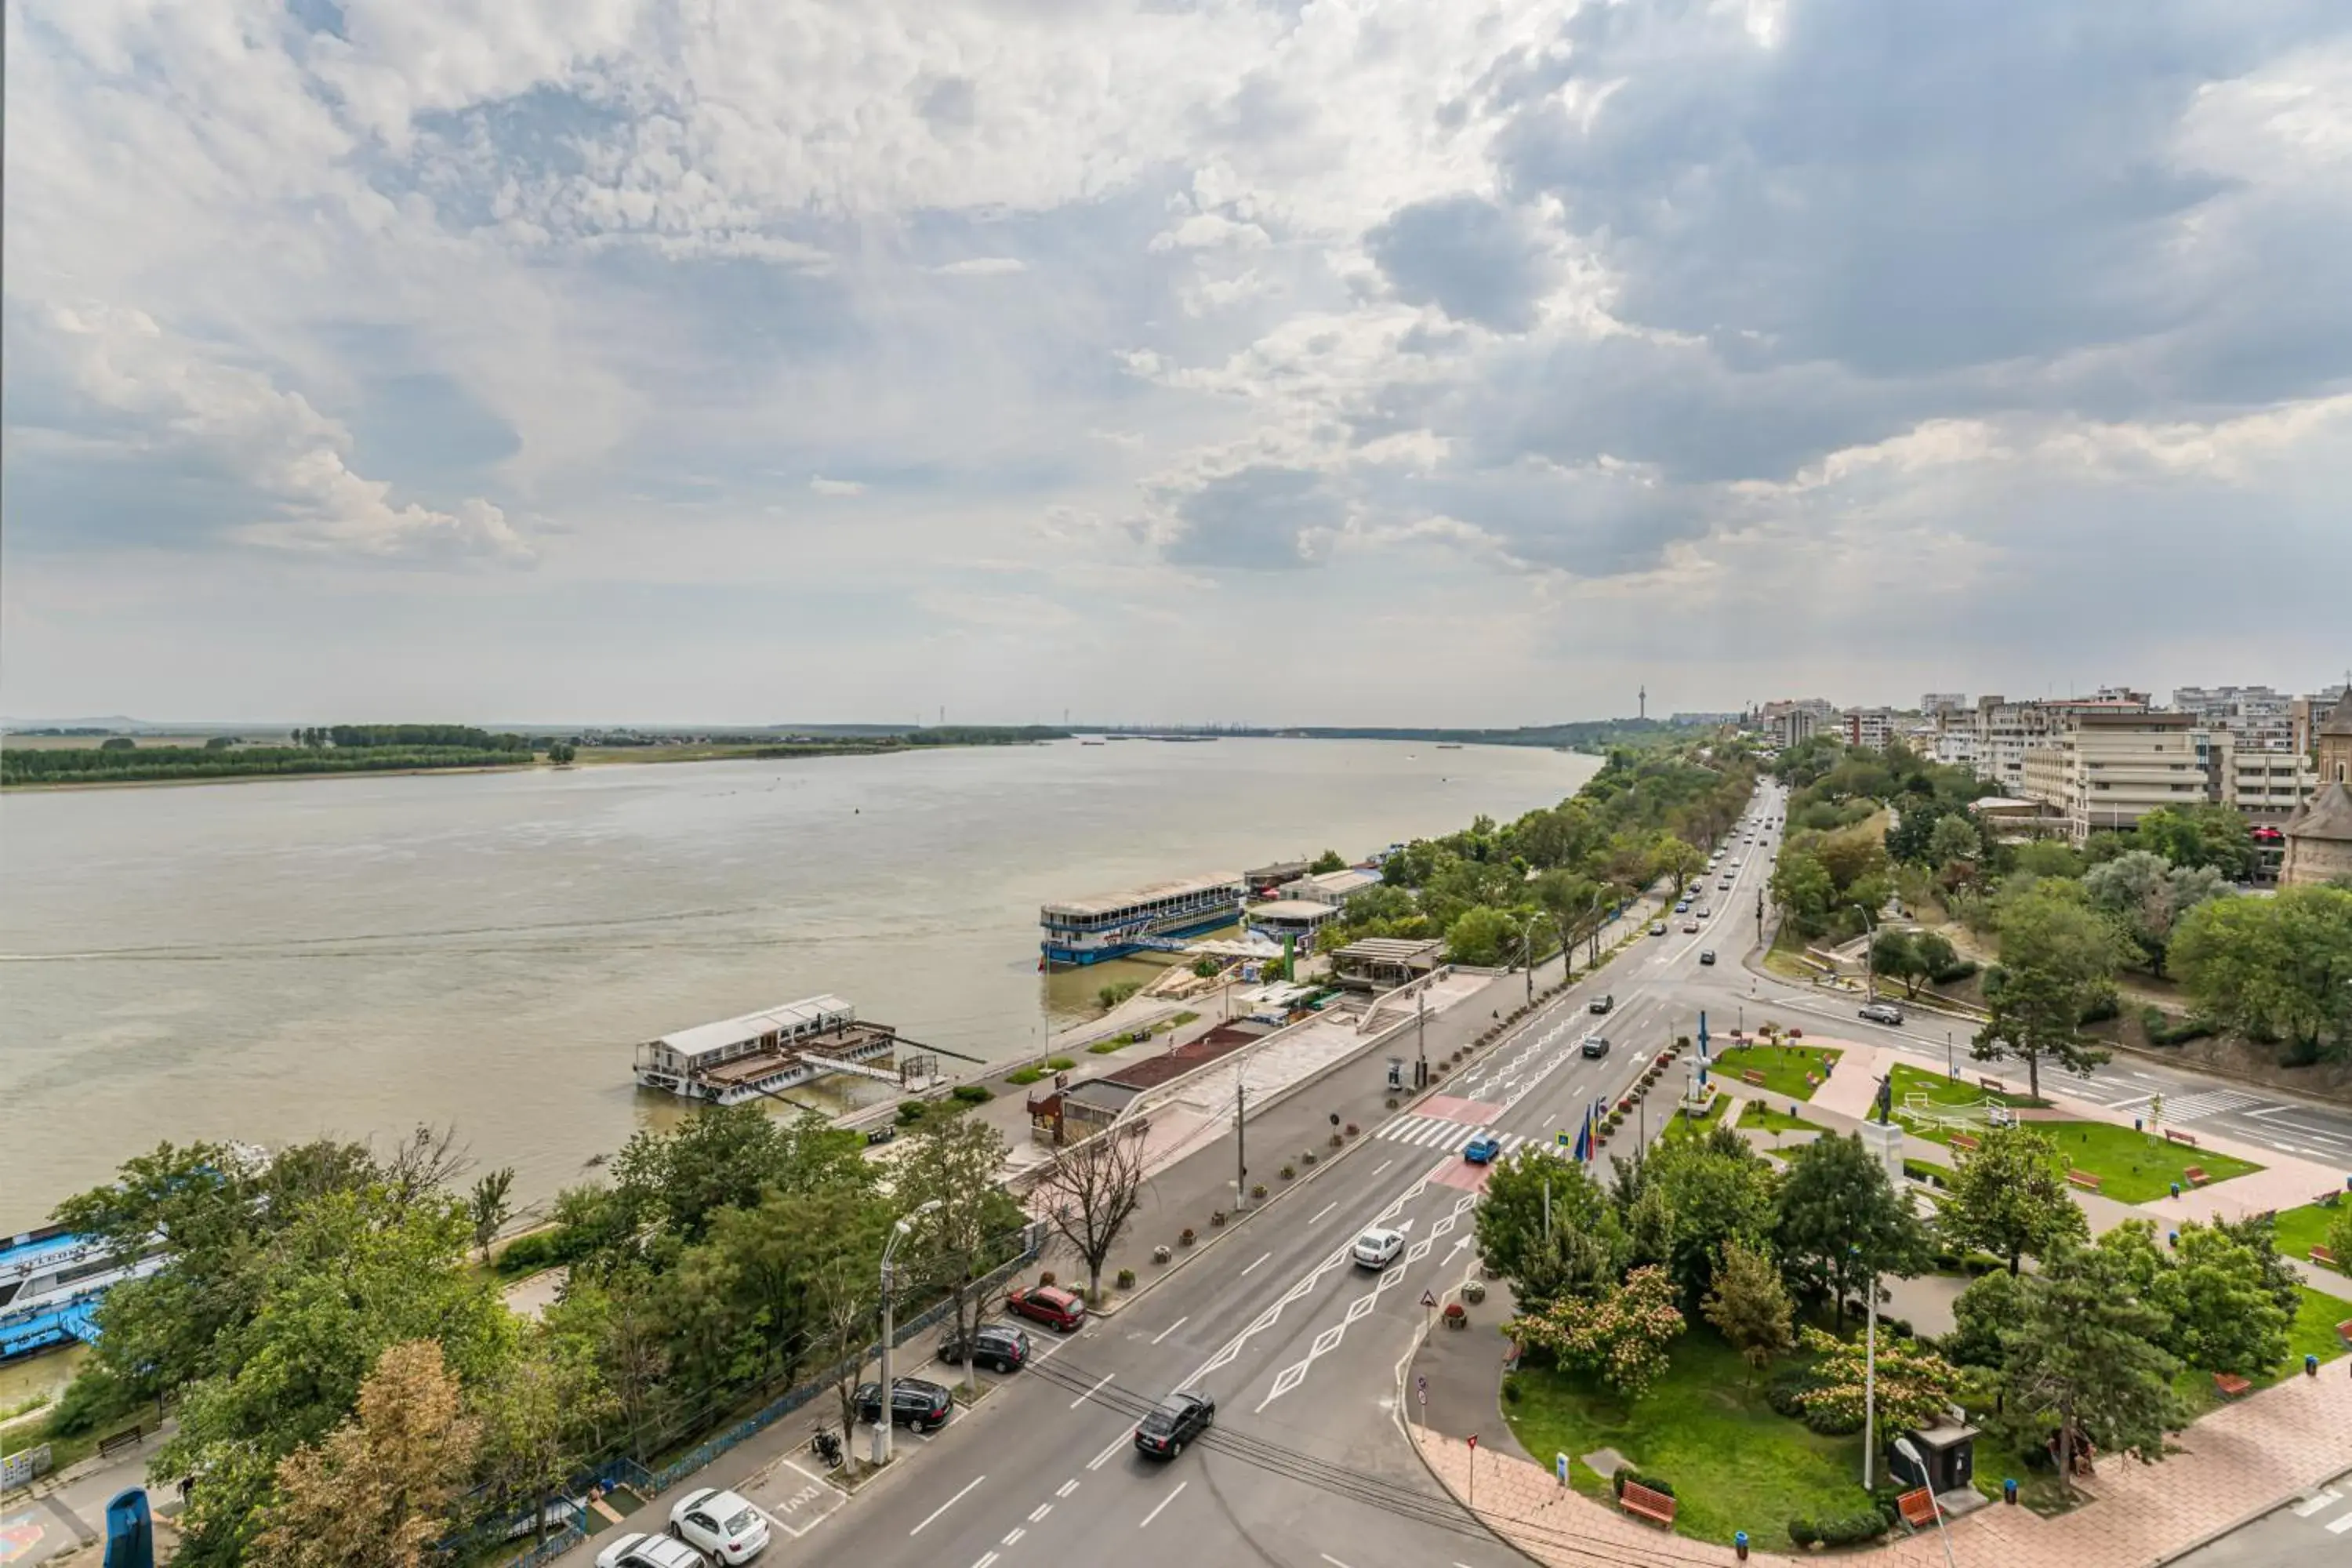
<box><xmin>657</xmin><ymin>779</ymin><xmax>2351</xmax><ymax>1568</ymax></box>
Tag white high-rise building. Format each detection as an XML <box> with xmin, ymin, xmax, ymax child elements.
<box><xmin>2171</xmin><ymin>685</ymin><xmax>2296</xmax><ymax>753</ymax></box>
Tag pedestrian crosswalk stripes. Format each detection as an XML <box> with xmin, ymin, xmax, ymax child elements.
<box><xmin>2147</xmin><ymin>1087</ymin><xmax>2264</xmax><ymax>1123</ymax></box>
<box><xmin>1377</xmin><ymin>1115</ymin><xmax>1528</xmax><ymax>1157</ymax></box>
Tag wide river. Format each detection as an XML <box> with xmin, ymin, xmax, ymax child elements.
<box><xmin>0</xmin><ymin>738</ymin><xmax>1597</xmax><ymax>1220</ymax></box>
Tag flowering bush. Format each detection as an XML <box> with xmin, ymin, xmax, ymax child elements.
<box><xmin>1508</xmin><ymin>1265</ymin><xmax>1686</xmax><ymax>1399</ymax></box>
<box><xmin>1791</xmin><ymin>1327</ymin><xmax>1963</xmax><ymax>1434</ymax></box>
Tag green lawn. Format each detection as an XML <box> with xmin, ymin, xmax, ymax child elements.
<box><xmin>1888</xmin><ymin>1062</ymin><xmax>2042</xmax><ymax>1111</ymax></box>
<box><xmin>2268</xmin><ymin>1201</ymin><xmax>2347</xmax><ymax>1265</ymax></box>
<box><xmin>2173</xmin><ymin>1286</ymin><xmax>2350</xmax><ymax>1421</ymax></box>
<box><xmin>1503</xmin><ymin>1331</ymin><xmax>1874</xmax><ymax>1548</ymax></box>
<box><xmin>2006</xmin><ymin>1121</ymin><xmax>2265</xmax><ymax>1203</ymax></box>
<box><xmin>1745</xmin><ymin>1103</ymin><xmax>1824</xmax><ymax>1137</ymax></box>
<box><xmin>1713</xmin><ymin>1044</ymin><xmax>1844</xmax><ymax>1102</ymax></box>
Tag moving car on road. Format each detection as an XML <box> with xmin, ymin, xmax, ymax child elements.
<box><xmin>1649</xmin><ymin>920</ymin><xmax>1668</xmax><ymax>936</ymax></box>
<box><xmin>1352</xmin><ymin>1226</ymin><xmax>1405</xmax><ymax>1269</ymax></box>
<box><xmin>1005</xmin><ymin>1283</ymin><xmax>1087</xmax><ymax>1331</ymax></box>
<box><xmin>1580</xmin><ymin>1034</ymin><xmax>1610</xmax><ymax>1059</ymax></box>
<box><xmin>937</xmin><ymin>1320</ymin><xmax>1031</xmax><ymax>1372</ymax></box>
<box><xmin>669</xmin><ymin>1489</ymin><xmax>769</xmax><ymax>1565</ymax></box>
<box><xmin>1134</xmin><ymin>1390</ymin><xmax>1216</xmax><ymax>1458</ymax></box>
<box><xmin>854</xmin><ymin>1375</ymin><xmax>954</xmax><ymax>1432</ymax></box>
<box><xmin>1682</xmin><ymin>919</ymin><xmax>1700</xmax><ymax>933</ymax></box>
<box><xmin>598</xmin><ymin>1534</ymin><xmax>707</xmax><ymax>1568</ymax></box>
<box><xmin>1588</xmin><ymin>993</ymin><xmax>1614</xmax><ymax>1014</ymax></box>
<box><xmin>1699</xmin><ymin>950</ymin><xmax>1716</xmax><ymax>965</ymax></box>
<box><xmin>1858</xmin><ymin>1002</ymin><xmax>1906</xmax><ymax>1025</ymax></box>
<box><xmin>1461</xmin><ymin>1134</ymin><xmax>1502</xmax><ymax>1163</ymax></box>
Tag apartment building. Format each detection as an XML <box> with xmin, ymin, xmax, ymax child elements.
<box><xmin>1970</xmin><ymin>691</ymin><xmax>2151</xmax><ymax>796</ymax></box>
<box><xmin>1920</xmin><ymin>692</ymin><xmax>1969</xmax><ymax>716</ymax></box>
<box><xmin>2018</xmin><ymin>710</ymin><xmax>2224</xmax><ymax>843</ymax></box>
<box><xmin>1839</xmin><ymin>707</ymin><xmax>1896</xmax><ymax>750</ymax></box>
<box><xmin>2171</xmin><ymin>684</ymin><xmax>2296</xmax><ymax>753</ymax></box>
<box><xmin>1755</xmin><ymin>698</ymin><xmax>1836</xmax><ymax>750</ymax></box>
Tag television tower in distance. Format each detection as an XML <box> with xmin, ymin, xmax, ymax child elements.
<box><xmin>1639</xmin><ymin>684</ymin><xmax>1646</xmax><ymax>721</ymax></box>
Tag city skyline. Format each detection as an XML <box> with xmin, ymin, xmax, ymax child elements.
<box><xmin>6</xmin><ymin>1</ymin><xmax>2350</xmax><ymax>725</ymax></box>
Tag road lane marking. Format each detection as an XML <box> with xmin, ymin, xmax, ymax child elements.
<box><xmin>973</xmin><ymin>1555</ymin><xmax>997</xmax><ymax>1568</ymax></box>
<box><xmin>1310</xmin><ymin>1200</ymin><xmax>1339</xmax><ymax>1222</ymax></box>
<box><xmin>2328</xmin><ymin>1508</ymin><xmax>2352</xmax><ymax>1536</ymax></box>
<box><xmin>1056</xmin><ymin>1479</ymin><xmax>1080</xmax><ymax>1498</ymax></box>
<box><xmin>1150</xmin><ymin>1316</ymin><xmax>1189</xmax><ymax>1345</ymax></box>
<box><xmin>910</xmin><ymin>1475</ymin><xmax>987</xmax><ymax>1535</ymax></box>
<box><xmin>1369</xmin><ymin>1160</ymin><xmax>1393</xmax><ymax>1178</ymax></box>
<box><xmin>1002</xmin><ymin>1527</ymin><xmax>1025</xmax><ymax>1545</ymax></box>
<box><xmin>1071</xmin><ymin>1370</ymin><xmax>1117</xmax><ymax>1409</ymax></box>
<box><xmin>1240</xmin><ymin>1252</ymin><xmax>1272</xmax><ymax>1276</ymax></box>
<box><xmin>1321</xmin><ymin>1556</ymin><xmax>1356</xmax><ymax>1568</ymax></box>
<box><xmin>2292</xmin><ymin>1488</ymin><xmax>2341</xmax><ymax>1516</ymax></box>
<box><xmin>1028</xmin><ymin>1503</ymin><xmax>1051</xmax><ymax>1523</ymax></box>
<box><xmin>1138</xmin><ymin>1480</ymin><xmax>1188</xmax><ymax>1528</ymax></box>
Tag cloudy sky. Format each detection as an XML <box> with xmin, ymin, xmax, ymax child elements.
<box><xmin>5</xmin><ymin>0</ymin><xmax>2349</xmax><ymax>728</ymax></box>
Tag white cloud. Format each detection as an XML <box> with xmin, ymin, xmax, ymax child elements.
<box><xmin>932</xmin><ymin>257</ymin><xmax>1027</xmax><ymax>276</ymax></box>
<box><xmin>808</xmin><ymin>475</ymin><xmax>867</xmax><ymax>496</ymax></box>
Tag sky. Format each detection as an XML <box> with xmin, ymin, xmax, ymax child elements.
<box><xmin>4</xmin><ymin>0</ymin><xmax>2350</xmax><ymax>728</ymax></box>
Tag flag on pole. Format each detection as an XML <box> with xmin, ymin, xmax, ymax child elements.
<box><xmin>1572</xmin><ymin>1107</ymin><xmax>1590</xmax><ymax>1163</ymax></box>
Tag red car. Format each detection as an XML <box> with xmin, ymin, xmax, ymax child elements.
<box><xmin>1005</xmin><ymin>1283</ymin><xmax>1086</xmax><ymax>1332</ymax></box>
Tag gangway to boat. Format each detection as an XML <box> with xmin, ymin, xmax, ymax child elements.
<box><xmin>798</xmin><ymin>1051</ymin><xmax>927</xmax><ymax>1087</ymax></box>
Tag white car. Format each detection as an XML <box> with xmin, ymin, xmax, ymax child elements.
<box><xmin>670</xmin><ymin>1488</ymin><xmax>768</xmax><ymax>1565</ymax></box>
<box><xmin>1352</xmin><ymin>1227</ymin><xmax>1405</xmax><ymax>1269</ymax></box>
<box><xmin>599</xmin><ymin>1534</ymin><xmax>706</xmax><ymax>1568</ymax></box>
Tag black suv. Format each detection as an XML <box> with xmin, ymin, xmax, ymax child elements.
<box><xmin>854</xmin><ymin>1376</ymin><xmax>953</xmax><ymax>1432</ymax></box>
<box><xmin>1134</xmin><ymin>1390</ymin><xmax>1215</xmax><ymax>1458</ymax></box>
<box><xmin>1580</xmin><ymin>1035</ymin><xmax>1610</xmax><ymax>1059</ymax></box>
<box><xmin>1588</xmin><ymin>994</ymin><xmax>1613</xmax><ymax>1014</ymax></box>
<box><xmin>937</xmin><ymin>1321</ymin><xmax>1030</xmax><ymax>1373</ymax></box>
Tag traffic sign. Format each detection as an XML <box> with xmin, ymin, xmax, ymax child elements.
<box><xmin>1419</xmin><ymin>1288</ymin><xmax>1438</xmax><ymax>1309</ymax></box>
<box><xmin>1415</xmin><ymin>1374</ymin><xmax>1427</xmax><ymax>1395</ymax></box>
<box><xmin>1468</xmin><ymin>1433</ymin><xmax>1479</xmax><ymax>1452</ymax></box>
<box><xmin>1555</xmin><ymin>1130</ymin><xmax>1570</xmax><ymax>1148</ymax></box>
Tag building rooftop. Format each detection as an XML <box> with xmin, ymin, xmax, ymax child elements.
<box><xmin>1041</xmin><ymin>873</ymin><xmax>1247</xmax><ymax>917</ymax></box>
<box><xmin>1334</xmin><ymin>936</ymin><xmax>1445</xmax><ymax>962</ymax></box>
<box><xmin>650</xmin><ymin>995</ymin><xmax>855</xmax><ymax>1061</ymax></box>
<box><xmin>1248</xmin><ymin>899</ymin><xmax>1338</xmax><ymax>920</ymax></box>
<box><xmin>1290</xmin><ymin>867</ymin><xmax>1381</xmax><ymax>895</ymax></box>
<box><xmin>2286</xmin><ymin>782</ymin><xmax>2352</xmax><ymax>844</ymax></box>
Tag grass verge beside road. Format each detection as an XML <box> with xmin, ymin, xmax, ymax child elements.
<box><xmin>2268</xmin><ymin>1201</ymin><xmax>2345</xmax><ymax>1265</ymax></box>
<box><xmin>1888</xmin><ymin>1062</ymin><xmax>2042</xmax><ymax>1111</ymax></box>
<box><xmin>1712</xmin><ymin>1044</ymin><xmax>1842</xmax><ymax>1102</ymax></box>
<box><xmin>1502</xmin><ymin>1331</ymin><xmax>1870</xmax><ymax>1548</ymax></box>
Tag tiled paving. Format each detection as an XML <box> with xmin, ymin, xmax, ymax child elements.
<box><xmin>1413</xmin><ymin>1363</ymin><xmax>2352</xmax><ymax>1567</ymax></box>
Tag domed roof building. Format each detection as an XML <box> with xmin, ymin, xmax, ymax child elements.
<box><xmin>2281</xmin><ymin>690</ymin><xmax>2352</xmax><ymax>888</ymax></box>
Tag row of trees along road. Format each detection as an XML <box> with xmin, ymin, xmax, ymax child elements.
<box><xmin>1480</xmin><ymin>1116</ymin><xmax>2300</xmax><ymax>1495</ymax></box>
<box><xmin>1321</xmin><ymin>736</ymin><xmax>1759</xmax><ymax>969</ymax></box>
<box><xmin>41</xmin><ymin>1100</ymin><xmax>1056</xmax><ymax>1568</ymax></box>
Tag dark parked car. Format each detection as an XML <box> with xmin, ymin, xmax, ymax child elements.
<box><xmin>1698</xmin><ymin>950</ymin><xmax>1716</xmax><ymax>966</ymax></box>
<box><xmin>1588</xmin><ymin>993</ymin><xmax>1614</xmax><ymax>1014</ymax></box>
<box><xmin>854</xmin><ymin>1377</ymin><xmax>953</xmax><ymax>1432</ymax></box>
<box><xmin>938</xmin><ymin>1321</ymin><xmax>1030</xmax><ymax>1373</ymax></box>
<box><xmin>1004</xmin><ymin>1283</ymin><xmax>1087</xmax><ymax>1331</ymax></box>
<box><xmin>1134</xmin><ymin>1391</ymin><xmax>1216</xmax><ymax>1458</ymax></box>
<box><xmin>1580</xmin><ymin>1034</ymin><xmax>1610</xmax><ymax>1059</ymax></box>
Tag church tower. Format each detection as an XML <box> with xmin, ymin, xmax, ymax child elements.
<box><xmin>2280</xmin><ymin>689</ymin><xmax>2352</xmax><ymax>887</ymax></box>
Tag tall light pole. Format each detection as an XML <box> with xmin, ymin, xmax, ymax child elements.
<box><xmin>1853</xmin><ymin>904</ymin><xmax>1878</xmax><ymax>1000</ymax></box>
<box><xmin>874</xmin><ymin>1197</ymin><xmax>942</xmax><ymax>1466</ymax></box>
<box><xmin>1857</xmin><ymin>1243</ymin><xmax>1879</xmax><ymax>1490</ymax></box>
<box><xmin>1892</xmin><ymin>1436</ymin><xmax>1958</xmax><ymax>1568</ymax></box>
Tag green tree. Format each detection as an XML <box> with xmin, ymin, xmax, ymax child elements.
<box><xmin>1771</xmin><ymin>847</ymin><xmax>1836</xmax><ymax>935</ymax></box>
<box><xmin>248</xmin><ymin>1340</ymin><xmax>481</xmax><ymax>1568</ymax></box>
<box><xmin>1508</xmin><ymin>1265</ymin><xmax>1686</xmax><ymax>1399</ymax></box>
<box><xmin>476</xmin><ymin>1318</ymin><xmax>616</xmax><ymax>1545</ymax></box>
<box><xmin>1928</xmin><ymin>813</ymin><xmax>1983</xmax><ymax>871</ymax></box>
<box><xmin>2165</xmin><ymin>1221</ymin><xmax>2290</xmax><ymax>1377</ymax></box>
<box><xmin>1639</xmin><ymin>1127</ymin><xmax>1779</xmax><ymax>1309</ymax></box>
<box><xmin>2172</xmin><ymin>886</ymin><xmax>2352</xmax><ymax>1064</ymax></box>
<box><xmin>1942</xmin><ymin>1266</ymin><xmax>2024</xmax><ymax>1368</ymax></box>
<box><xmin>1533</xmin><ymin>869</ymin><xmax>1610</xmax><ymax>973</ymax></box>
<box><xmin>1443</xmin><ymin>903</ymin><xmax>1521</xmax><ymax>966</ymax></box>
<box><xmin>469</xmin><ymin>1167</ymin><xmax>515</xmax><ymax>1261</ymax></box>
<box><xmin>1308</xmin><ymin>848</ymin><xmax>1348</xmax><ymax>874</ymax></box>
<box><xmin>1942</xmin><ymin>1126</ymin><xmax>2089</xmax><ymax>1275</ymax></box>
<box><xmin>1909</xmin><ymin>930</ymin><xmax>1961</xmax><ymax>993</ymax></box>
<box><xmin>1703</xmin><ymin>1239</ymin><xmax>1792</xmax><ymax>1388</ymax></box>
<box><xmin>1793</xmin><ymin>1327</ymin><xmax>1965</xmax><ymax>1436</ymax></box>
<box><xmin>609</xmin><ymin>1104</ymin><xmax>871</xmax><ymax>1245</ymax></box>
<box><xmin>1772</xmin><ymin>1132</ymin><xmax>1930</xmax><ymax>1326</ymax></box>
<box><xmin>2002</xmin><ymin>1240</ymin><xmax>2181</xmax><ymax>1489</ymax></box>
<box><xmin>1869</xmin><ymin>928</ymin><xmax>1923</xmax><ymax>999</ymax></box>
<box><xmin>2133</xmin><ymin>804</ymin><xmax>2256</xmax><ymax>880</ymax></box>
<box><xmin>896</xmin><ymin>1111</ymin><xmax>1025</xmax><ymax>1394</ymax></box>
<box><xmin>2083</xmin><ymin>850</ymin><xmax>2234</xmax><ymax>977</ymax></box>
<box><xmin>1972</xmin><ymin>887</ymin><xmax>2127</xmax><ymax>1098</ymax></box>
<box><xmin>1650</xmin><ymin>836</ymin><xmax>1705</xmax><ymax>898</ymax></box>
<box><xmin>1475</xmin><ymin>1151</ymin><xmax>1621</xmax><ymax>1307</ymax></box>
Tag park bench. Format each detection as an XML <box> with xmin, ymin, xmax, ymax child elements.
<box><xmin>2313</xmin><ymin>1245</ymin><xmax>2339</xmax><ymax>1268</ymax></box>
<box><xmin>2337</xmin><ymin>1319</ymin><xmax>2352</xmax><ymax>1348</ymax></box>
<box><xmin>1805</xmin><ymin>1072</ymin><xmax>1820</xmax><ymax>1087</ymax></box>
<box><xmin>1979</xmin><ymin>1076</ymin><xmax>2006</xmax><ymax>1094</ymax></box>
<box><xmin>2182</xmin><ymin>1167</ymin><xmax>2209</xmax><ymax>1187</ymax></box>
<box><xmin>1742</xmin><ymin>1069</ymin><xmax>1767</xmax><ymax>1087</ymax></box>
<box><xmin>1618</xmin><ymin>1481</ymin><xmax>1676</xmax><ymax>1527</ymax></box>
<box><xmin>2212</xmin><ymin>1372</ymin><xmax>2251</xmax><ymax>1399</ymax></box>
<box><xmin>2164</xmin><ymin>1128</ymin><xmax>2199</xmax><ymax>1149</ymax></box>
<box><xmin>1949</xmin><ymin>1132</ymin><xmax>1980</xmax><ymax>1153</ymax></box>
<box><xmin>1896</xmin><ymin>1488</ymin><xmax>1938</xmax><ymax>1532</ymax></box>
<box><xmin>2066</xmin><ymin>1169</ymin><xmax>2102</xmax><ymax>1192</ymax></box>
<box><xmin>97</xmin><ymin>1425</ymin><xmax>146</xmax><ymax>1461</ymax></box>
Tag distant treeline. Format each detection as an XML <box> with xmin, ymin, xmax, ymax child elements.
<box><xmin>2</xmin><ymin>744</ymin><xmax>539</xmax><ymax>786</ymax></box>
<box><xmin>1173</xmin><ymin>717</ymin><xmax>1704</xmax><ymax>750</ymax></box>
<box><xmin>289</xmin><ymin>724</ymin><xmax>532</xmax><ymax>751</ymax></box>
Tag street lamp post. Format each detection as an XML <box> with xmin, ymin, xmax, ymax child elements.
<box><xmin>1892</xmin><ymin>1436</ymin><xmax>1958</xmax><ymax>1568</ymax></box>
<box><xmin>1854</xmin><ymin>904</ymin><xmax>1878</xmax><ymax>1000</ymax></box>
<box><xmin>874</xmin><ymin>1197</ymin><xmax>942</xmax><ymax>1466</ymax></box>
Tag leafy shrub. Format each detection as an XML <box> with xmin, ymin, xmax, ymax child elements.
<box><xmin>494</xmin><ymin>1230</ymin><xmax>562</xmax><ymax>1276</ymax></box>
<box><xmin>1501</xmin><ymin>1374</ymin><xmax>1522</xmax><ymax>1403</ymax></box>
<box><xmin>2078</xmin><ymin>990</ymin><xmax>2121</xmax><ymax>1025</ymax></box>
<box><xmin>1097</xmin><ymin>979</ymin><xmax>1142</xmax><ymax>1010</ymax></box>
<box><xmin>1116</xmin><ymin>1268</ymin><xmax>1137</xmax><ymax>1290</ymax></box>
<box><xmin>1007</xmin><ymin>1066</ymin><xmax>1047</xmax><ymax>1086</ymax></box>
<box><xmin>897</xmin><ymin>1098</ymin><xmax>931</xmax><ymax>1125</ymax></box>
<box><xmin>45</xmin><ymin>1366</ymin><xmax>136</xmax><ymax>1439</ymax></box>
<box><xmin>1765</xmin><ymin>1367</ymin><xmax>1819</xmax><ymax>1419</ymax></box>
<box><xmin>1929</xmin><ymin>956</ymin><xmax>1979</xmax><ymax>985</ymax></box>
<box><xmin>2140</xmin><ymin>1006</ymin><xmax>2216</xmax><ymax>1046</ymax></box>
<box><xmin>1802</xmin><ymin>1405</ymin><xmax>1867</xmax><ymax>1436</ymax></box>
<box><xmin>1046</xmin><ymin>1056</ymin><xmax>1076</xmax><ymax>1071</ymax></box>
<box><xmin>1787</xmin><ymin>1518</ymin><xmax>1820</xmax><ymax>1548</ymax></box>
<box><xmin>1817</xmin><ymin>1513</ymin><xmax>1886</xmax><ymax>1546</ymax></box>
<box><xmin>951</xmin><ymin>1083</ymin><xmax>993</xmax><ymax>1105</ymax></box>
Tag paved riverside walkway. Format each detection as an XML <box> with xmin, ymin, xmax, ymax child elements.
<box><xmin>1413</xmin><ymin>1362</ymin><xmax>2352</xmax><ymax>1568</ymax></box>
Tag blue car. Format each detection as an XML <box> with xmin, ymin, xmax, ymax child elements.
<box><xmin>1462</xmin><ymin>1134</ymin><xmax>1502</xmax><ymax>1164</ymax></box>
<box><xmin>1674</xmin><ymin>899</ymin><xmax>1692</xmax><ymax>913</ymax></box>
